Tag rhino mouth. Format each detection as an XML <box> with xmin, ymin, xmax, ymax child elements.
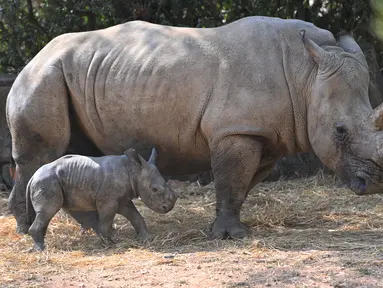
<box><xmin>348</xmin><ymin>174</ymin><xmax>367</xmax><ymax>195</ymax></box>
<box><xmin>156</xmin><ymin>204</ymin><xmax>173</xmax><ymax>214</ymax></box>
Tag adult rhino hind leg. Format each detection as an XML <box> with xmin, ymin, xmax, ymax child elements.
<box><xmin>7</xmin><ymin>68</ymin><xmax>71</xmax><ymax>234</ymax></box>
<box><xmin>210</xmin><ymin>135</ymin><xmax>263</xmax><ymax>239</ymax></box>
<box><xmin>9</xmin><ymin>130</ymin><xmax>70</xmax><ymax>235</ymax></box>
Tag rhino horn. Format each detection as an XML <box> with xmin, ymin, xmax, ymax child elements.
<box><xmin>369</xmin><ymin>103</ymin><xmax>383</xmax><ymax>130</ymax></box>
<box><xmin>337</xmin><ymin>33</ymin><xmax>367</xmax><ymax>64</ymax></box>
<box><xmin>148</xmin><ymin>147</ymin><xmax>158</xmax><ymax>165</ymax></box>
<box><xmin>300</xmin><ymin>30</ymin><xmax>331</xmax><ymax>66</ymax></box>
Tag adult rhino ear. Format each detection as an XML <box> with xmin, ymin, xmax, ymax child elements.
<box><xmin>124</xmin><ymin>148</ymin><xmax>148</xmax><ymax>166</ymax></box>
<box><xmin>337</xmin><ymin>33</ymin><xmax>367</xmax><ymax>65</ymax></box>
<box><xmin>300</xmin><ymin>30</ymin><xmax>332</xmax><ymax>67</ymax></box>
<box><xmin>368</xmin><ymin>103</ymin><xmax>383</xmax><ymax>130</ymax></box>
<box><xmin>148</xmin><ymin>147</ymin><xmax>158</xmax><ymax>165</ymax></box>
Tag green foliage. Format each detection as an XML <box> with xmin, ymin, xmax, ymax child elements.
<box><xmin>372</xmin><ymin>0</ymin><xmax>383</xmax><ymax>40</ymax></box>
<box><xmin>0</xmin><ymin>0</ymin><xmax>382</xmax><ymax>73</ymax></box>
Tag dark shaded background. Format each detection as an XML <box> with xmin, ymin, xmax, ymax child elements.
<box><xmin>1</xmin><ymin>0</ymin><xmax>383</xmax><ymax>73</ymax></box>
<box><xmin>1</xmin><ymin>0</ymin><xmax>383</xmax><ymax>183</ymax></box>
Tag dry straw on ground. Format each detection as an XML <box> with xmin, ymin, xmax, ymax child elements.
<box><xmin>1</xmin><ymin>175</ymin><xmax>383</xmax><ymax>287</ymax></box>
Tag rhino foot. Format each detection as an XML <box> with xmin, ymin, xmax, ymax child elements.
<box><xmin>25</xmin><ymin>243</ymin><xmax>45</xmax><ymax>252</ymax></box>
<box><xmin>15</xmin><ymin>214</ymin><xmax>30</xmax><ymax>234</ymax></box>
<box><xmin>136</xmin><ymin>231</ymin><xmax>152</xmax><ymax>242</ymax></box>
<box><xmin>211</xmin><ymin>215</ymin><xmax>250</xmax><ymax>239</ymax></box>
<box><xmin>16</xmin><ymin>224</ymin><xmax>30</xmax><ymax>235</ymax></box>
<box><xmin>101</xmin><ymin>241</ymin><xmax>115</xmax><ymax>249</ymax></box>
<box><xmin>99</xmin><ymin>235</ymin><xmax>116</xmax><ymax>248</ymax></box>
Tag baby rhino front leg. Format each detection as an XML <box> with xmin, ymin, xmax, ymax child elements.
<box><xmin>118</xmin><ymin>201</ymin><xmax>150</xmax><ymax>241</ymax></box>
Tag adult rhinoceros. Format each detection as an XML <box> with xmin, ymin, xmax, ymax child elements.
<box><xmin>7</xmin><ymin>16</ymin><xmax>383</xmax><ymax>238</ymax></box>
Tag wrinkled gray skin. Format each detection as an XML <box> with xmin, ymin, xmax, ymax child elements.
<box><xmin>7</xmin><ymin>16</ymin><xmax>383</xmax><ymax>239</ymax></box>
<box><xmin>26</xmin><ymin>148</ymin><xmax>178</xmax><ymax>251</ymax></box>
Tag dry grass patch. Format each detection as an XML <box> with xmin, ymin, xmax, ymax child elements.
<box><xmin>1</xmin><ymin>175</ymin><xmax>383</xmax><ymax>287</ymax></box>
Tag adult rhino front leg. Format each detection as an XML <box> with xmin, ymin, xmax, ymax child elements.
<box><xmin>211</xmin><ymin>135</ymin><xmax>263</xmax><ymax>239</ymax></box>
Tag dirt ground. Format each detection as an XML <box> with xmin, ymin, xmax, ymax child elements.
<box><xmin>1</xmin><ymin>176</ymin><xmax>383</xmax><ymax>288</ymax></box>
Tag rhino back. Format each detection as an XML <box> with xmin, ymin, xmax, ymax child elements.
<box><xmin>58</xmin><ymin>22</ymin><xmax>220</xmax><ymax>173</ymax></box>
<box><xmin>49</xmin><ymin>155</ymin><xmax>129</xmax><ymax>210</ymax></box>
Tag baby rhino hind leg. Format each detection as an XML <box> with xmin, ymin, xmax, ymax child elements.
<box><xmin>28</xmin><ymin>178</ymin><xmax>64</xmax><ymax>251</ymax></box>
<box><xmin>96</xmin><ymin>200</ymin><xmax>119</xmax><ymax>247</ymax></box>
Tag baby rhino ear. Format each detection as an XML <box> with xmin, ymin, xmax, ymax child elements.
<box><xmin>124</xmin><ymin>148</ymin><xmax>149</xmax><ymax>167</ymax></box>
<box><xmin>148</xmin><ymin>147</ymin><xmax>158</xmax><ymax>165</ymax></box>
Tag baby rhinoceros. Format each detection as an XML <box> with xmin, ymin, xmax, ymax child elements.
<box><xmin>26</xmin><ymin>148</ymin><xmax>178</xmax><ymax>251</ymax></box>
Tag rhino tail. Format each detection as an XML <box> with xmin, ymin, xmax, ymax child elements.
<box><xmin>9</xmin><ymin>155</ymin><xmax>16</xmax><ymax>185</ymax></box>
<box><xmin>26</xmin><ymin>178</ymin><xmax>36</xmax><ymax>227</ymax></box>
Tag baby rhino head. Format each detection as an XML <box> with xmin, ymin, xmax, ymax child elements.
<box><xmin>124</xmin><ymin>148</ymin><xmax>178</xmax><ymax>214</ymax></box>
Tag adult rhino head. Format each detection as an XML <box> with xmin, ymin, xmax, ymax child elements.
<box><xmin>302</xmin><ymin>30</ymin><xmax>383</xmax><ymax>195</ymax></box>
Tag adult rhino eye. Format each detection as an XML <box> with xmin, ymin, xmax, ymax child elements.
<box><xmin>152</xmin><ymin>187</ymin><xmax>158</xmax><ymax>193</ymax></box>
<box><xmin>335</xmin><ymin>123</ymin><xmax>348</xmax><ymax>141</ymax></box>
<box><xmin>336</xmin><ymin>124</ymin><xmax>347</xmax><ymax>135</ymax></box>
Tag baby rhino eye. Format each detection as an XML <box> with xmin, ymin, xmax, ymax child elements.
<box><xmin>152</xmin><ymin>187</ymin><xmax>158</xmax><ymax>193</ymax></box>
